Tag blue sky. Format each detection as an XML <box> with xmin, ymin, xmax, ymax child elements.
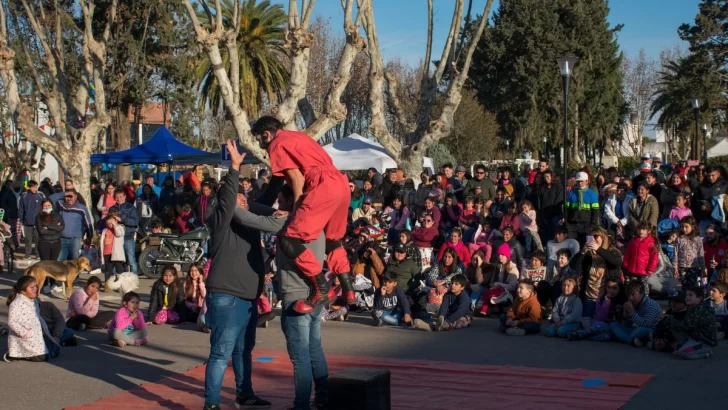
<box><xmin>272</xmin><ymin>0</ymin><xmax>702</xmax><ymax>65</ymax></box>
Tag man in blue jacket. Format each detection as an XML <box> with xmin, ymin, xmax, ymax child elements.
<box><xmin>19</xmin><ymin>180</ymin><xmax>45</xmax><ymax>259</ymax></box>
<box><xmin>57</xmin><ymin>189</ymin><xmax>93</xmax><ymax>262</ymax></box>
<box><xmin>564</xmin><ymin>172</ymin><xmax>600</xmax><ymax>245</ymax></box>
<box><xmin>110</xmin><ymin>188</ymin><xmax>139</xmax><ymax>274</ymax></box>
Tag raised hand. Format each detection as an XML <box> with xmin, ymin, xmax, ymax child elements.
<box><xmin>225</xmin><ymin>139</ymin><xmax>247</xmax><ymax>170</ymax></box>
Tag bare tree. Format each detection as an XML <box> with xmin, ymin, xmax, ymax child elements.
<box><xmin>621</xmin><ymin>49</ymin><xmax>658</xmax><ymax>156</ymax></box>
<box><xmin>366</xmin><ymin>0</ymin><xmax>496</xmax><ymax>179</ymax></box>
<box><xmin>182</xmin><ymin>0</ymin><xmax>369</xmax><ymax>163</ymax></box>
<box><xmin>0</xmin><ymin>0</ymin><xmax>117</xmax><ymax>202</ymax></box>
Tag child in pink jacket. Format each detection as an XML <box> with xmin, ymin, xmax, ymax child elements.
<box><xmin>108</xmin><ymin>291</ymin><xmax>147</xmax><ymax>347</ymax></box>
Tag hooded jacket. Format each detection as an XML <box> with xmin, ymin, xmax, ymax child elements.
<box><xmin>622</xmin><ymin>235</ymin><xmax>659</xmax><ymax>276</ymax></box>
<box><xmin>565</xmin><ymin>186</ymin><xmax>600</xmax><ymax>227</ymax></box>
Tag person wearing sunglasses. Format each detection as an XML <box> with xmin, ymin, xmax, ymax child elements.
<box><xmin>465</xmin><ymin>164</ymin><xmax>496</xmax><ymax>209</ymax></box>
<box><xmin>56</xmin><ymin>189</ymin><xmax>94</xmax><ymax>264</ymax></box>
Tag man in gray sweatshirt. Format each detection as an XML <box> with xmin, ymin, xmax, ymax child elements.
<box><xmin>202</xmin><ymin>141</ymin><xmax>270</xmax><ymax>410</ymax></box>
<box><xmin>231</xmin><ymin>184</ymin><xmax>329</xmax><ymax>410</ymax></box>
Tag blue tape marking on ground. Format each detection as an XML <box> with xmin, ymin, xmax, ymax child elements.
<box><xmin>582</xmin><ymin>379</ymin><xmax>606</xmax><ymax>388</ymax></box>
<box><xmin>256</xmin><ymin>356</ymin><xmax>274</xmax><ymax>362</ymax></box>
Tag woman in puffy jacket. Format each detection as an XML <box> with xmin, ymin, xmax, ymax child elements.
<box><xmin>621</xmin><ymin>221</ymin><xmax>659</xmax><ymax>293</ymax></box>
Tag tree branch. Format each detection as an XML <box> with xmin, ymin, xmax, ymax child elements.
<box><xmin>102</xmin><ymin>0</ymin><xmax>119</xmax><ymax>43</ymax></box>
<box><xmin>0</xmin><ymin>1</ymin><xmax>19</xmax><ymax>115</ymax></box>
<box><xmin>423</xmin><ymin>0</ymin><xmax>433</xmax><ymax>78</ymax></box>
<box><xmin>303</xmin><ymin>0</ymin><xmax>367</xmax><ymax>139</ymax></box>
<box><xmin>432</xmin><ymin>0</ymin><xmax>463</xmax><ymax>84</ymax></box>
<box><xmin>419</xmin><ymin>0</ymin><xmax>494</xmax><ymax>149</ymax></box>
<box><xmin>214</xmin><ymin>0</ymin><xmax>223</xmax><ymax>35</ymax></box>
<box><xmin>182</xmin><ymin>0</ymin><xmax>206</xmax><ymax>38</ymax></box>
<box><xmin>361</xmin><ymin>1</ymin><xmax>402</xmax><ymax>159</ymax></box>
<box><xmin>288</xmin><ymin>0</ymin><xmax>299</xmax><ymax>29</ymax></box>
<box><xmin>384</xmin><ymin>71</ymin><xmax>414</xmax><ymax>131</ymax></box>
<box><xmin>302</xmin><ymin>0</ymin><xmax>317</xmax><ymax>29</ymax></box>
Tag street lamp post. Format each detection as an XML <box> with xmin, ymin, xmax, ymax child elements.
<box><xmin>557</xmin><ymin>55</ymin><xmax>578</xmax><ymax>193</ymax></box>
<box><xmin>702</xmin><ymin>123</ymin><xmax>708</xmax><ymax>163</ymax></box>
<box><xmin>505</xmin><ymin>139</ymin><xmax>510</xmax><ymax>156</ymax></box>
<box><xmin>691</xmin><ymin>98</ymin><xmax>700</xmax><ymax>161</ymax></box>
<box><xmin>543</xmin><ymin>136</ymin><xmax>548</xmax><ymax>159</ymax></box>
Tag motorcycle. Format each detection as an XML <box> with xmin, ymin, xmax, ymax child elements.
<box><xmin>137</xmin><ymin>220</ymin><xmax>209</xmax><ymax>279</ymax></box>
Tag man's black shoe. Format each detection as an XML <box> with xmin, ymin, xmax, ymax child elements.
<box><xmin>235</xmin><ymin>395</ymin><xmax>272</xmax><ymax>408</ymax></box>
<box><xmin>202</xmin><ymin>404</ymin><xmax>220</xmax><ymax>410</ymax></box>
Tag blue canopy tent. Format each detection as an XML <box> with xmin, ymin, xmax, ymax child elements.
<box><xmin>90</xmin><ymin>127</ymin><xmax>211</xmax><ymax>164</ymax></box>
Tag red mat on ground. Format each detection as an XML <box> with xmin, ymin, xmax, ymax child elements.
<box><xmin>65</xmin><ymin>348</ymin><xmax>653</xmax><ymax>410</ymax></box>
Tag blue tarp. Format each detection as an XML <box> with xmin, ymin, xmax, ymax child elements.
<box><xmin>90</xmin><ymin>127</ymin><xmax>211</xmax><ymax>164</ymax></box>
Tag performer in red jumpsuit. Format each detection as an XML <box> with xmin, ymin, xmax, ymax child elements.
<box><xmin>252</xmin><ymin>116</ymin><xmax>356</xmax><ymax>313</ymax></box>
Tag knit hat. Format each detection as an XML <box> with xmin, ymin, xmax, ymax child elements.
<box><xmin>496</xmin><ymin>243</ymin><xmax>511</xmax><ymax>260</ymax></box>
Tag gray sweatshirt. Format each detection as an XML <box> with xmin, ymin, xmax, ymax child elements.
<box><xmin>232</xmin><ymin>207</ymin><xmax>324</xmax><ymax>303</ymax></box>
<box><xmin>551</xmin><ymin>293</ymin><xmax>583</xmax><ymax>325</ymax></box>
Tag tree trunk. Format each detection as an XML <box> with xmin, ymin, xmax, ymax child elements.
<box><xmin>113</xmin><ymin>106</ymin><xmax>132</xmax><ymax>182</ymax></box>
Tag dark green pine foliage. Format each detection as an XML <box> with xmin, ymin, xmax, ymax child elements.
<box><xmin>471</xmin><ymin>0</ymin><xmax>626</xmax><ymax>158</ymax></box>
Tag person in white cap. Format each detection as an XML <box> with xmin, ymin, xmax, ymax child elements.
<box><xmin>563</xmin><ymin>171</ymin><xmax>600</xmax><ymax>244</ymax></box>
<box><xmin>631</xmin><ymin>153</ymin><xmax>652</xmax><ymax>178</ymax></box>
<box><xmin>651</xmin><ymin>154</ymin><xmax>666</xmax><ymax>185</ymax></box>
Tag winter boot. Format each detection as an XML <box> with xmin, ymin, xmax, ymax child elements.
<box><xmin>292</xmin><ymin>273</ymin><xmax>335</xmax><ymax>314</ymax></box>
<box><xmin>337</xmin><ymin>272</ymin><xmax>357</xmax><ymax>305</ymax></box>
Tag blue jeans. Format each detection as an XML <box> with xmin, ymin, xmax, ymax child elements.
<box><xmin>498</xmin><ymin>314</ymin><xmax>541</xmax><ymax>334</ymax></box>
<box><xmin>204</xmin><ymin>293</ymin><xmax>257</xmax><ymax>406</ymax></box>
<box><xmin>123</xmin><ymin>238</ymin><xmax>138</xmax><ymax>274</ymax></box>
<box><xmin>374</xmin><ymin>309</ymin><xmax>402</xmax><ymax>326</ymax></box>
<box><xmin>46</xmin><ymin>328</ymin><xmax>74</xmax><ymax>358</ymax></box>
<box><xmin>582</xmin><ymin>299</ymin><xmax>597</xmax><ymax>318</ymax></box>
<box><xmin>545</xmin><ymin>322</ymin><xmax>580</xmax><ymax>337</ymax></box>
<box><xmin>469</xmin><ymin>285</ymin><xmax>486</xmax><ymax>308</ymax></box>
<box><xmin>609</xmin><ymin>322</ymin><xmax>652</xmax><ymax>344</ymax></box>
<box><xmin>58</xmin><ymin>238</ymin><xmax>81</xmax><ymax>261</ymax></box>
<box><xmin>281</xmin><ymin>302</ymin><xmax>329</xmax><ymax>410</ymax></box>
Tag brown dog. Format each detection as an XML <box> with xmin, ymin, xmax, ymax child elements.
<box><xmin>24</xmin><ymin>256</ymin><xmax>91</xmax><ymax>300</ymax></box>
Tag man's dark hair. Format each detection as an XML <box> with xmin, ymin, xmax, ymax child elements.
<box><xmin>113</xmin><ymin>188</ymin><xmax>125</xmax><ymax>196</ymax></box>
<box><xmin>617</xmin><ymin>182</ymin><xmax>629</xmax><ymax>191</ymax></box>
<box><xmin>442</xmin><ymin>163</ymin><xmax>453</xmax><ymax>170</ymax></box>
<box><xmin>367</xmin><ymin>167</ymin><xmax>378</xmax><ymax>174</ymax></box>
<box><xmin>555</xmin><ymin>225</ymin><xmax>568</xmax><ymax>235</ymax></box>
<box><xmin>451</xmin><ymin>274</ymin><xmax>468</xmax><ymax>288</ymax></box>
<box><xmin>150</xmin><ymin>220</ymin><xmax>163</xmax><ymax>230</ymax></box>
<box><xmin>145</xmin><ymin>174</ymin><xmax>155</xmax><ymax>180</ymax></box>
<box><xmin>530</xmin><ymin>250</ymin><xmax>547</xmax><ymax>265</ymax></box>
<box><xmin>626</xmin><ymin>280</ymin><xmax>646</xmax><ymax>295</ymax></box>
<box><xmin>496</xmin><ymin>186</ymin><xmax>507</xmax><ymax>194</ymax></box>
<box><xmin>635</xmin><ymin>182</ymin><xmax>649</xmax><ymax>191</ymax></box>
<box><xmin>687</xmin><ymin>286</ymin><xmax>704</xmax><ymax>300</ymax></box>
<box><xmin>251</xmin><ymin>116</ymin><xmax>283</xmax><ymax>135</ymax></box>
<box><xmin>645</xmin><ymin>171</ymin><xmax>657</xmax><ymax>180</ymax></box>
<box><xmin>27</xmin><ymin>180</ymin><xmax>38</xmax><ymax>188</ymax></box>
<box><xmin>258</xmin><ymin>169</ymin><xmax>268</xmax><ymax>178</ymax></box>
<box><xmin>556</xmin><ymin>248</ymin><xmax>572</xmax><ymax>259</ymax></box>
<box><xmin>66</xmin><ymin>179</ymin><xmax>74</xmax><ymax>185</ymax></box>
<box><xmin>240</xmin><ymin>177</ymin><xmax>251</xmax><ymax>183</ymax></box>
<box><xmin>382</xmin><ymin>271</ymin><xmax>398</xmax><ymax>284</ymax></box>
<box><xmin>475</xmin><ymin>164</ymin><xmax>486</xmax><ymax>172</ymax></box>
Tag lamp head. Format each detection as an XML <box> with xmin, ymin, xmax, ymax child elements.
<box><xmin>557</xmin><ymin>55</ymin><xmax>579</xmax><ymax>77</ymax></box>
<box><xmin>691</xmin><ymin>98</ymin><xmax>700</xmax><ymax>110</ymax></box>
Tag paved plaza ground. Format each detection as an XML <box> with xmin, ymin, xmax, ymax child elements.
<box><xmin>0</xmin><ymin>266</ymin><xmax>725</xmax><ymax>409</ymax></box>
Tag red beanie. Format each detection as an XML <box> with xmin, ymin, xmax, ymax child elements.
<box><xmin>497</xmin><ymin>243</ymin><xmax>511</xmax><ymax>260</ymax></box>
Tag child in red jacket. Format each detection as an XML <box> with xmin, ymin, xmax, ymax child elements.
<box><xmin>437</xmin><ymin>227</ymin><xmax>471</xmax><ymax>266</ymax></box>
<box><xmin>622</xmin><ymin>221</ymin><xmax>659</xmax><ymax>295</ymax></box>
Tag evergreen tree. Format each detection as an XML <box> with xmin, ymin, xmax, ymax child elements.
<box><xmin>471</xmin><ymin>0</ymin><xmax>625</xmax><ymax>161</ymax></box>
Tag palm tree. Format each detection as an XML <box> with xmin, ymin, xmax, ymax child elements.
<box><xmin>195</xmin><ymin>0</ymin><xmax>289</xmax><ymax>116</ymax></box>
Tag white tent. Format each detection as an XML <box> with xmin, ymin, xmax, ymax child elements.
<box><xmin>323</xmin><ymin>134</ymin><xmax>434</xmax><ymax>174</ymax></box>
<box><xmin>707</xmin><ymin>138</ymin><xmax>728</xmax><ymax>158</ymax></box>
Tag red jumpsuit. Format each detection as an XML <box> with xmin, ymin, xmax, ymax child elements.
<box><xmin>268</xmin><ymin>130</ymin><xmax>351</xmax><ymax>281</ymax></box>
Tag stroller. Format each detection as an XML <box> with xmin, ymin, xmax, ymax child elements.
<box><xmin>0</xmin><ymin>209</ymin><xmax>15</xmax><ymax>274</ymax></box>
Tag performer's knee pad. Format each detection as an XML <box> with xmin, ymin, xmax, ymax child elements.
<box><xmin>325</xmin><ymin>240</ymin><xmax>342</xmax><ymax>254</ymax></box>
<box><xmin>278</xmin><ymin>236</ymin><xmax>306</xmax><ymax>259</ymax></box>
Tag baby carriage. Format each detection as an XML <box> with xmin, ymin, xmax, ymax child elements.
<box><xmin>0</xmin><ymin>209</ymin><xmax>15</xmax><ymax>273</ymax></box>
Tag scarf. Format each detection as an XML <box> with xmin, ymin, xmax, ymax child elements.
<box><xmin>163</xmin><ymin>284</ymin><xmax>169</xmax><ymax>307</ymax></box>
<box><xmin>586</xmin><ymin>252</ymin><xmax>607</xmax><ymax>300</ymax></box>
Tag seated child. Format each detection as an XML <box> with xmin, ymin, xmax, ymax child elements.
<box><xmin>567</xmin><ymin>278</ymin><xmax>625</xmax><ymax>342</ymax></box>
<box><xmin>661</xmin><ymin>229</ymin><xmax>678</xmax><ymax>263</ymax></box>
<box><xmin>148</xmin><ymin>266</ymin><xmax>184</xmax><ymax>325</ymax></box>
<box><xmin>108</xmin><ymin>291</ymin><xmax>148</xmax><ymax>347</ymax></box>
<box><xmin>468</xmin><ymin>219</ymin><xmax>494</xmax><ymax>257</ymax></box>
<box><xmin>706</xmin><ymin>281</ymin><xmax>728</xmax><ymax>337</ymax></box>
<box><xmin>413</xmin><ymin>274</ymin><xmax>472</xmax><ymax>332</ymax></box>
<box><xmin>544</xmin><ymin>278</ymin><xmax>582</xmax><ymax>337</ymax></box>
<box><xmin>499</xmin><ymin>279</ymin><xmax>542</xmax><ymax>336</ymax></box>
<box><xmin>650</xmin><ymin>287</ymin><xmax>717</xmax><ymax>359</ymax></box>
<box><xmin>522</xmin><ymin>250</ymin><xmax>549</xmax><ymax>307</ymax></box>
<box><xmin>544</xmin><ymin>249</ymin><xmax>578</xmax><ymax>307</ymax></box>
<box><xmin>372</xmin><ymin>272</ymin><xmax>412</xmax><ymax>327</ymax></box>
<box><xmin>609</xmin><ymin>281</ymin><xmax>662</xmax><ymax>346</ymax></box>
<box><xmin>181</xmin><ymin>263</ymin><xmax>206</xmax><ymax>323</ymax></box>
